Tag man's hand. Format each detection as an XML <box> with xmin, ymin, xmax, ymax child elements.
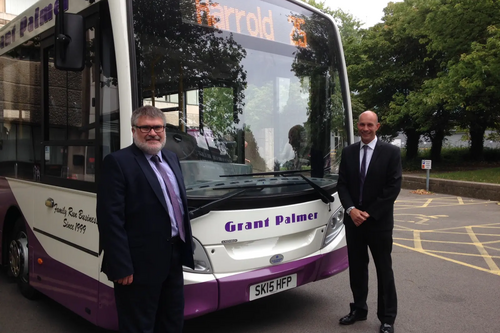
<box><xmin>350</xmin><ymin>208</ymin><xmax>370</xmax><ymax>227</ymax></box>
<box><xmin>115</xmin><ymin>274</ymin><xmax>134</xmax><ymax>285</ymax></box>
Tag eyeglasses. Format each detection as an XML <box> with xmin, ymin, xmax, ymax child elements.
<box><xmin>134</xmin><ymin>125</ymin><xmax>166</xmax><ymax>133</ymax></box>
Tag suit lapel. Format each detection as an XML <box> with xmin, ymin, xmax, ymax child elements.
<box><xmin>351</xmin><ymin>142</ymin><xmax>362</xmax><ymax>190</ymax></box>
<box><xmin>132</xmin><ymin>145</ymin><xmax>169</xmax><ymax>213</ymax></box>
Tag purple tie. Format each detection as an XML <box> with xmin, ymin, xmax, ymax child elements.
<box><xmin>151</xmin><ymin>155</ymin><xmax>185</xmax><ymax>242</ymax></box>
<box><xmin>359</xmin><ymin>145</ymin><xmax>368</xmax><ymax>205</ymax></box>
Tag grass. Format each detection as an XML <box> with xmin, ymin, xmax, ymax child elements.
<box><xmin>402</xmin><ymin>147</ymin><xmax>500</xmax><ymax>184</ymax></box>
<box><xmin>429</xmin><ymin>167</ymin><xmax>500</xmax><ymax>184</ymax></box>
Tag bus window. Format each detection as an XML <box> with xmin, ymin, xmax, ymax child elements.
<box><xmin>0</xmin><ymin>39</ymin><xmax>42</xmax><ymax>181</ymax></box>
<box><xmin>43</xmin><ymin>27</ymin><xmax>97</xmax><ymax>183</ymax></box>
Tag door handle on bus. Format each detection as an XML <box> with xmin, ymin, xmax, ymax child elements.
<box><xmin>45</xmin><ymin>198</ymin><xmax>55</xmax><ymax>208</ymax></box>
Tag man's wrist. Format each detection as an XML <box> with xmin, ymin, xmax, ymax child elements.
<box><xmin>346</xmin><ymin>206</ymin><xmax>355</xmax><ymax>215</ymax></box>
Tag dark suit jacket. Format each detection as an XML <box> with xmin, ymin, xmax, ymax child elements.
<box><xmin>97</xmin><ymin>144</ymin><xmax>194</xmax><ymax>285</ymax></box>
<box><xmin>337</xmin><ymin>140</ymin><xmax>402</xmax><ymax>231</ymax></box>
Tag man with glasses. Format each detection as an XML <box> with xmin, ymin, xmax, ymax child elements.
<box><xmin>97</xmin><ymin>105</ymin><xmax>194</xmax><ymax>333</ymax></box>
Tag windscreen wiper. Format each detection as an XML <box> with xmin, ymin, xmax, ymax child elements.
<box><xmin>188</xmin><ymin>181</ymin><xmax>301</xmax><ymax>219</ymax></box>
<box><xmin>219</xmin><ymin>170</ymin><xmax>334</xmax><ymax>204</ymax></box>
<box><xmin>189</xmin><ymin>188</ymin><xmax>252</xmax><ymax>219</ymax></box>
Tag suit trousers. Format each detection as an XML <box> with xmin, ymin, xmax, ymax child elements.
<box><xmin>345</xmin><ymin>226</ymin><xmax>397</xmax><ymax>324</ymax></box>
<box><xmin>114</xmin><ymin>240</ymin><xmax>184</xmax><ymax>333</ymax></box>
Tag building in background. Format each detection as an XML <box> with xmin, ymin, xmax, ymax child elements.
<box><xmin>0</xmin><ymin>0</ymin><xmax>16</xmax><ymax>27</ymax></box>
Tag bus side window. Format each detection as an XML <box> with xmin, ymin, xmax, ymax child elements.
<box><xmin>0</xmin><ymin>39</ymin><xmax>42</xmax><ymax>181</ymax></box>
<box><xmin>43</xmin><ymin>27</ymin><xmax>97</xmax><ymax>184</ymax></box>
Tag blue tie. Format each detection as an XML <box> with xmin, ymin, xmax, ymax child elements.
<box><xmin>151</xmin><ymin>155</ymin><xmax>185</xmax><ymax>242</ymax></box>
<box><xmin>359</xmin><ymin>145</ymin><xmax>368</xmax><ymax>205</ymax></box>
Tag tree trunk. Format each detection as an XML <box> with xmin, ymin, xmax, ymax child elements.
<box><xmin>404</xmin><ymin>129</ymin><xmax>420</xmax><ymax>160</ymax></box>
<box><xmin>430</xmin><ymin>129</ymin><xmax>445</xmax><ymax>163</ymax></box>
<box><xmin>469</xmin><ymin>125</ymin><xmax>486</xmax><ymax>160</ymax></box>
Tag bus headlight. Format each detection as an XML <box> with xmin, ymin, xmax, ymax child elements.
<box><xmin>322</xmin><ymin>207</ymin><xmax>344</xmax><ymax>248</ymax></box>
<box><xmin>183</xmin><ymin>237</ymin><xmax>213</xmax><ymax>274</ymax></box>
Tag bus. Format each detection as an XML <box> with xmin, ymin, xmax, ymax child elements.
<box><xmin>0</xmin><ymin>0</ymin><xmax>354</xmax><ymax>330</ymax></box>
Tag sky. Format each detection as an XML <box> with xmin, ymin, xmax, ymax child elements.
<box><xmin>7</xmin><ymin>0</ymin><xmax>403</xmax><ymax>27</ymax></box>
<box><xmin>322</xmin><ymin>0</ymin><xmax>404</xmax><ymax>28</ymax></box>
<box><xmin>6</xmin><ymin>0</ymin><xmax>36</xmax><ymax>15</ymax></box>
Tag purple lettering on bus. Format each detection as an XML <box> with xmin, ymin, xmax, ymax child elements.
<box><xmin>225</xmin><ymin>221</ymin><xmax>235</xmax><ymax>232</ymax></box>
<box><xmin>20</xmin><ymin>17</ymin><xmax>27</xmax><ymax>37</ymax></box>
<box><xmin>35</xmin><ymin>7</ymin><xmax>39</xmax><ymax>29</ymax></box>
<box><xmin>5</xmin><ymin>31</ymin><xmax>11</xmax><ymax>47</ymax></box>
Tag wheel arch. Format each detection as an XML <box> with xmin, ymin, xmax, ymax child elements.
<box><xmin>1</xmin><ymin>206</ymin><xmax>23</xmax><ymax>267</ymax></box>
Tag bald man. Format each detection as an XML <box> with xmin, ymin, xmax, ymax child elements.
<box><xmin>337</xmin><ymin>111</ymin><xmax>402</xmax><ymax>333</ymax></box>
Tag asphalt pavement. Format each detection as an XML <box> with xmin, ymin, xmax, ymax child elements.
<box><xmin>1</xmin><ymin>190</ymin><xmax>499</xmax><ymax>333</ymax></box>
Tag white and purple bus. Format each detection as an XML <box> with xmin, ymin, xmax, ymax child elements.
<box><xmin>0</xmin><ymin>0</ymin><xmax>354</xmax><ymax>330</ymax></box>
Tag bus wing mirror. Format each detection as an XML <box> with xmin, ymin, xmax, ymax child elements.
<box><xmin>55</xmin><ymin>13</ymin><xmax>85</xmax><ymax>71</ymax></box>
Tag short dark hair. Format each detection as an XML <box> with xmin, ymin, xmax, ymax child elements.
<box><xmin>130</xmin><ymin>105</ymin><xmax>166</xmax><ymax>126</ymax></box>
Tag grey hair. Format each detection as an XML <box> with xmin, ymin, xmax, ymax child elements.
<box><xmin>130</xmin><ymin>105</ymin><xmax>166</xmax><ymax>126</ymax></box>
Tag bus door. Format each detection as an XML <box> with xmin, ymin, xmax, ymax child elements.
<box><xmin>30</xmin><ymin>9</ymin><xmax>106</xmax><ymax>323</ymax></box>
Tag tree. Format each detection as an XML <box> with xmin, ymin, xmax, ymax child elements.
<box><xmin>347</xmin><ymin>0</ymin><xmax>442</xmax><ymax>160</ymax></box>
<box><xmin>133</xmin><ymin>0</ymin><xmax>247</xmax><ymax>131</ymax></box>
<box><xmin>302</xmin><ymin>0</ymin><xmax>366</xmax><ymax>142</ymax></box>
<box><xmin>422</xmin><ymin>0</ymin><xmax>500</xmax><ymax>159</ymax></box>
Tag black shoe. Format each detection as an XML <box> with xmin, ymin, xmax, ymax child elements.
<box><xmin>380</xmin><ymin>323</ymin><xmax>394</xmax><ymax>333</ymax></box>
<box><xmin>338</xmin><ymin>309</ymin><xmax>367</xmax><ymax>325</ymax></box>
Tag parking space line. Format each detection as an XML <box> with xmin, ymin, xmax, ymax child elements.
<box><xmin>420</xmin><ymin>249</ymin><xmax>500</xmax><ymax>259</ymax></box>
<box><xmin>484</xmin><ymin>245</ymin><xmax>500</xmax><ymax>252</ymax></box>
<box><xmin>466</xmin><ymin>226</ymin><xmax>500</xmax><ymax>274</ymax></box>
<box><xmin>422</xmin><ymin>199</ymin><xmax>433</xmax><ymax>207</ymax></box>
<box><xmin>413</xmin><ymin>231</ymin><xmax>423</xmax><ymax>251</ymax></box>
<box><xmin>394</xmin><ymin>236</ymin><xmax>479</xmax><ymax>246</ymax></box>
<box><xmin>393</xmin><ymin>197</ymin><xmax>500</xmax><ymax>275</ymax></box>
<box><xmin>419</xmin><ymin>229</ymin><xmax>498</xmax><ymax>237</ymax></box>
<box><xmin>395</xmin><ymin>201</ymin><xmax>495</xmax><ymax>210</ymax></box>
<box><xmin>394</xmin><ymin>242</ymin><xmax>500</xmax><ymax>276</ymax></box>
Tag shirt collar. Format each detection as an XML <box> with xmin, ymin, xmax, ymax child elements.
<box><xmin>144</xmin><ymin>151</ymin><xmax>162</xmax><ymax>162</ymax></box>
<box><xmin>361</xmin><ymin>136</ymin><xmax>377</xmax><ymax>150</ymax></box>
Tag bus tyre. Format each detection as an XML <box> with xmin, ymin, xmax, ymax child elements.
<box><xmin>8</xmin><ymin>218</ymin><xmax>39</xmax><ymax>300</ymax></box>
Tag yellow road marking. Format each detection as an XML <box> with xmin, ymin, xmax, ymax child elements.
<box><xmin>396</xmin><ymin>222</ymin><xmax>500</xmax><ymax>233</ymax></box>
<box><xmin>481</xmin><ymin>240</ymin><xmax>500</xmax><ymax>244</ymax></box>
<box><xmin>393</xmin><ymin>201</ymin><xmax>500</xmax><ymax>275</ymax></box>
<box><xmin>397</xmin><ymin>229</ymin><xmax>500</xmax><ymax>237</ymax></box>
<box><xmin>422</xmin><ymin>249</ymin><xmax>500</xmax><ymax>259</ymax></box>
<box><xmin>466</xmin><ymin>226</ymin><xmax>500</xmax><ymax>274</ymax></box>
<box><xmin>394</xmin><ymin>237</ymin><xmax>483</xmax><ymax>246</ymax></box>
<box><xmin>394</xmin><ymin>242</ymin><xmax>500</xmax><ymax>276</ymax></box>
<box><xmin>422</xmin><ymin>199</ymin><xmax>433</xmax><ymax>207</ymax></box>
<box><xmin>413</xmin><ymin>231</ymin><xmax>423</xmax><ymax>251</ymax></box>
<box><xmin>395</xmin><ymin>201</ymin><xmax>496</xmax><ymax>210</ymax></box>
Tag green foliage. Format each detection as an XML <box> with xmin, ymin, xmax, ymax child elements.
<box><xmin>203</xmin><ymin>87</ymin><xmax>236</xmax><ymax>138</ymax></box>
<box><xmin>304</xmin><ymin>0</ymin><xmax>500</xmax><ymax>164</ymax></box>
<box><xmin>402</xmin><ymin>147</ymin><xmax>500</xmax><ymax>171</ymax></box>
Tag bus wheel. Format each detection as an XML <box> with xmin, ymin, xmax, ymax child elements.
<box><xmin>8</xmin><ymin>218</ymin><xmax>39</xmax><ymax>300</ymax></box>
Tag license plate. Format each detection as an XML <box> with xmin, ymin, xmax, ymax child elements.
<box><xmin>249</xmin><ymin>274</ymin><xmax>297</xmax><ymax>301</ymax></box>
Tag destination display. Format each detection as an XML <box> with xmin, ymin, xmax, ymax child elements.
<box><xmin>188</xmin><ymin>0</ymin><xmax>309</xmax><ymax>47</ymax></box>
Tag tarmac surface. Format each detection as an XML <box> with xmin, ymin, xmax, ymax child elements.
<box><xmin>1</xmin><ymin>190</ymin><xmax>499</xmax><ymax>333</ymax></box>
